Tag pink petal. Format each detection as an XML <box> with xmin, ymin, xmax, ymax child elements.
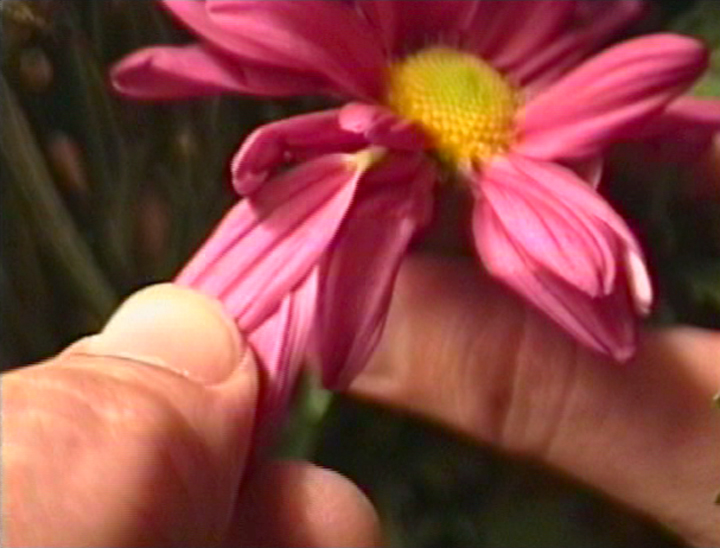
<box><xmin>161</xmin><ymin>0</ymin><xmax>246</xmax><ymax>50</ymax></box>
<box><xmin>475</xmin><ymin>154</ymin><xmax>651</xmax><ymax>311</ymax></box>
<box><xmin>462</xmin><ymin>1</ymin><xmax>526</xmax><ymax>62</ymax></box>
<box><xmin>248</xmin><ymin>268</ymin><xmax>319</xmax><ymax>439</ymax></box>
<box><xmin>608</xmin><ymin>97</ymin><xmax>720</xmax><ymax>165</ymax></box>
<box><xmin>464</xmin><ymin>1</ymin><xmax>577</xmax><ymax>73</ymax></box>
<box><xmin>574</xmin><ymin>0</ymin><xmax>645</xmax><ymax>29</ymax></box>
<box><xmin>367</xmin><ymin>1</ymin><xmax>477</xmax><ymax>53</ymax></box>
<box><xmin>511</xmin><ymin>0</ymin><xmax>646</xmax><ymax>89</ymax></box>
<box><xmin>630</xmin><ymin>96</ymin><xmax>720</xmax><ymax>163</ymax></box>
<box><xmin>111</xmin><ymin>43</ymin><xmax>325</xmax><ymax>99</ymax></box>
<box><xmin>570</xmin><ymin>156</ymin><xmax>605</xmax><ymax>189</ymax></box>
<box><xmin>206</xmin><ymin>0</ymin><xmax>385</xmax><ymax>100</ymax></box>
<box><xmin>637</xmin><ymin>97</ymin><xmax>720</xmax><ymax>139</ymax></box>
<box><xmin>175</xmin><ymin>153</ymin><xmax>365</xmax><ymax>332</ymax></box>
<box><xmin>476</xmin><ymin>158</ymin><xmax>613</xmax><ymax>297</ymax></box>
<box><xmin>517</xmin><ymin>34</ymin><xmax>708</xmax><ymax>161</ymax></box>
<box><xmin>231</xmin><ymin>110</ymin><xmax>368</xmax><ymax>196</ymax></box>
<box><xmin>353</xmin><ymin>0</ymin><xmax>396</xmax><ymax>55</ymax></box>
<box><xmin>338</xmin><ymin>103</ymin><xmax>429</xmax><ymax>152</ymax></box>
<box><xmin>313</xmin><ymin>153</ymin><xmax>436</xmax><ymax>389</ymax></box>
<box><xmin>474</xmin><ymin>202</ymin><xmax>638</xmax><ymax>361</ymax></box>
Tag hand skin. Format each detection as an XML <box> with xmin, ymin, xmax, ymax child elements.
<box><xmin>3</xmin><ymin>258</ymin><xmax>718</xmax><ymax>547</ymax></box>
<box><xmin>1</xmin><ymin>285</ymin><xmax>382</xmax><ymax>548</ymax></box>
<box><xmin>351</xmin><ymin>255</ymin><xmax>720</xmax><ymax>547</ymax></box>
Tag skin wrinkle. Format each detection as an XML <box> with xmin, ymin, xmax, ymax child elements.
<box><xmin>466</xmin><ymin>291</ymin><xmax>528</xmax><ymax>447</ymax></box>
<box><xmin>501</xmin><ymin>308</ymin><xmax>582</xmax><ymax>458</ymax></box>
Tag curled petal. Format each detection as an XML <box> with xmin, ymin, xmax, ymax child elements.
<box><xmin>176</xmin><ymin>153</ymin><xmax>366</xmax><ymax>332</ymax></box>
<box><xmin>232</xmin><ymin>110</ymin><xmax>367</xmax><ymax>196</ymax></box>
<box><xmin>474</xmin><ymin>202</ymin><xmax>638</xmax><ymax>361</ymax></box>
<box><xmin>248</xmin><ymin>268</ymin><xmax>319</xmax><ymax>438</ymax></box>
<box><xmin>206</xmin><ymin>0</ymin><xmax>385</xmax><ymax>100</ymax></box>
<box><xmin>111</xmin><ymin>43</ymin><xmax>325</xmax><ymax>99</ymax></box>
<box><xmin>517</xmin><ymin>34</ymin><xmax>708</xmax><ymax>161</ymax></box>
<box><xmin>339</xmin><ymin>103</ymin><xmax>429</xmax><ymax>152</ymax></box>
<box><xmin>313</xmin><ymin>153</ymin><xmax>436</xmax><ymax>389</ymax></box>
<box><xmin>475</xmin><ymin>155</ymin><xmax>651</xmax><ymax>309</ymax></box>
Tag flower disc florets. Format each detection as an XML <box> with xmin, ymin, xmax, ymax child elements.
<box><xmin>387</xmin><ymin>47</ymin><xmax>520</xmax><ymax>166</ymax></box>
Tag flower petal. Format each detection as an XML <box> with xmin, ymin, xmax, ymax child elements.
<box><xmin>161</xmin><ymin>0</ymin><xmax>244</xmax><ymax>49</ymax></box>
<box><xmin>363</xmin><ymin>0</ymin><xmax>476</xmax><ymax>53</ymax></box>
<box><xmin>638</xmin><ymin>96</ymin><xmax>720</xmax><ymax>136</ymax></box>
<box><xmin>353</xmin><ymin>0</ymin><xmax>396</xmax><ymax>55</ymax></box>
<box><xmin>476</xmin><ymin>157</ymin><xmax>612</xmax><ymax>297</ymax></box>
<box><xmin>338</xmin><ymin>103</ymin><xmax>429</xmax><ymax>152</ymax></box>
<box><xmin>313</xmin><ymin>153</ymin><xmax>436</xmax><ymax>389</ymax></box>
<box><xmin>475</xmin><ymin>155</ymin><xmax>651</xmax><ymax>312</ymax></box>
<box><xmin>464</xmin><ymin>1</ymin><xmax>577</xmax><ymax>73</ymax></box>
<box><xmin>111</xmin><ymin>43</ymin><xmax>325</xmax><ymax>99</ymax></box>
<box><xmin>206</xmin><ymin>0</ymin><xmax>385</xmax><ymax>100</ymax></box>
<box><xmin>571</xmin><ymin>156</ymin><xmax>605</xmax><ymax>189</ymax></box>
<box><xmin>517</xmin><ymin>34</ymin><xmax>708</xmax><ymax>161</ymax></box>
<box><xmin>248</xmin><ymin>267</ymin><xmax>318</xmax><ymax>438</ymax></box>
<box><xmin>511</xmin><ymin>0</ymin><xmax>646</xmax><ymax>89</ymax></box>
<box><xmin>231</xmin><ymin>110</ymin><xmax>368</xmax><ymax>196</ymax></box>
<box><xmin>175</xmin><ymin>153</ymin><xmax>365</xmax><ymax>332</ymax></box>
<box><xmin>632</xmin><ymin>97</ymin><xmax>720</xmax><ymax>161</ymax></box>
<box><xmin>474</xmin><ymin>202</ymin><xmax>638</xmax><ymax>361</ymax></box>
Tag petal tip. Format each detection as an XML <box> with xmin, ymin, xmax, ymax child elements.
<box><xmin>625</xmin><ymin>250</ymin><xmax>653</xmax><ymax>315</ymax></box>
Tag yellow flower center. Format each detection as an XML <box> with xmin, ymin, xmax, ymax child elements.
<box><xmin>387</xmin><ymin>46</ymin><xmax>519</xmax><ymax>167</ymax></box>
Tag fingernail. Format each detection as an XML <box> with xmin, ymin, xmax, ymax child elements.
<box><xmin>84</xmin><ymin>284</ymin><xmax>246</xmax><ymax>385</ymax></box>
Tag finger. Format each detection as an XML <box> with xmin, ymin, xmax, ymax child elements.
<box><xmin>349</xmin><ymin>255</ymin><xmax>720</xmax><ymax>546</ymax></box>
<box><xmin>38</xmin><ymin>284</ymin><xmax>260</xmax><ymax>545</ymax></box>
<box><xmin>225</xmin><ymin>460</ymin><xmax>383</xmax><ymax>548</ymax></box>
<box><xmin>67</xmin><ymin>284</ymin><xmax>259</xmax><ymax>473</ymax></box>
<box><xmin>349</xmin><ymin>254</ymin><xmax>533</xmax><ymax>445</ymax></box>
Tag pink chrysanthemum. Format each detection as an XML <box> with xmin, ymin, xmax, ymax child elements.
<box><xmin>112</xmin><ymin>0</ymin><xmax>720</xmax><ymax>422</ymax></box>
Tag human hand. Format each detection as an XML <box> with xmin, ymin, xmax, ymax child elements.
<box><xmin>351</xmin><ymin>254</ymin><xmax>720</xmax><ymax>547</ymax></box>
<box><xmin>2</xmin><ymin>285</ymin><xmax>381</xmax><ymax>548</ymax></box>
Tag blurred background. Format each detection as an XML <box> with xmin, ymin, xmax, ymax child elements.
<box><xmin>1</xmin><ymin>1</ymin><xmax>718</xmax><ymax>546</ymax></box>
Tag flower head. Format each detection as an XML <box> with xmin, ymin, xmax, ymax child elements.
<box><xmin>113</xmin><ymin>0</ymin><xmax>718</xmax><ymax>426</ymax></box>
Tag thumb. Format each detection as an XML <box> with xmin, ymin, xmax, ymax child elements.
<box><xmin>70</xmin><ymin>283</ymin><xmax>259</xmax><ymax>497</ymax></box>
<box><xmin>5</xmin><ymin>284</ymin><xmax>260</xmax><ymax>547</ymax></box>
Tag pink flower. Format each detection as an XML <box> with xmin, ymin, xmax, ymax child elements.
<box><xmin>112</xmin><ymin>0</ymin><xmax>714</xmax><ymax>422</ymax></box>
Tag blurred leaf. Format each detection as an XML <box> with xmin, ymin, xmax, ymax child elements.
<box><xmin>0</xmin><ymin>74</ymin><xmax>117</xmax><ymax>321</ymax></box>
<box><xmin>670</xmin><ymin>0</ymin><xmax>720</xmax><ymax>97</ymax></box>
<box><xmin>685</xmin><ymin>262</ymin><xmax>720</xmax><ymax>311</ymax></box>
